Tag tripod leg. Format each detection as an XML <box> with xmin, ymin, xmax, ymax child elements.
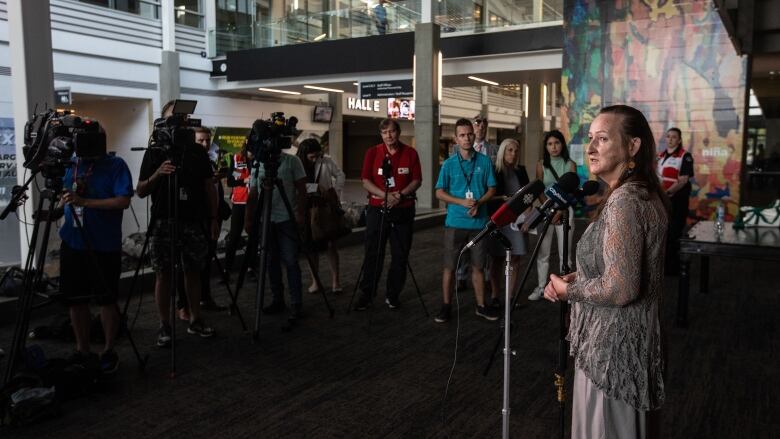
<box><xmin>388</xmin><ymin>222</ymin><xmax>428</xmax><ymax>317</ymax></box>
<box><xmin>346</xmin><ymin>259</ymin><xmax>366</xmax><ymax>314</ymax></box>
<box><xmin>211</xmin><ymin>248</ymin><xmax>247</xmax><ymax>331</ymax></box>
<box><xmin>3</xmin><ymin>193</ymin><xmax>48</xmax><ymax>385</ymax></box>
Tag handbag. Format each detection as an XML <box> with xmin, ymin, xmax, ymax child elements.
<box><xmin>309</xmin><ymin>163</ymin><xmax>351</xmax><ymax>242</ymax></box>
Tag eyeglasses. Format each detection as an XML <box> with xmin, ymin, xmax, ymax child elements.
<box><xmin>474</xmin><ymin>119</ymin><xmax>487</xmax><ymax>124</ymax></box>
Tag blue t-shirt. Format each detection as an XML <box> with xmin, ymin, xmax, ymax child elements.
<box><xmin>435</xmin><ymin>151</ymin><xmax>496</xmax><ymax>230</ymax></box>
<box><xmin>59</xmin><ymin>155</ymin><xmax>134</xmax><ymax>252</ymax></box>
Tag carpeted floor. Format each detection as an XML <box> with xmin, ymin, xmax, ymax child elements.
<box><xmin>1</xmin><ymin>223</ymin><xmax>777</xmax><ymax>438</ymax></box>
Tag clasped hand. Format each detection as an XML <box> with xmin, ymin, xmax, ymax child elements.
<box><xmin>543</xmin><ymin>272</ymin><xmax>576</xmax><ymax>302</ymax></box>
<box><xmin>461</xmin><ymin>198</ymin><xmax>478</xmax><ymax>217</ymax></box>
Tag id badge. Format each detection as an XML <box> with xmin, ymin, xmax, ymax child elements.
<box><xmin>179</xmin><ymin>187</ymin><xmax>188</xmax><ymax>201</ymax></box>
<box><xmin>306</xmin><ymin>183</ymin><xmax>319</xmax><ymax>194</ymax></box>
<box><xmin>465</xmin><ymin>190</ymin><xmax>474</xmax><ymax>200</ymax></box>
<box><xmin>73</xmin><ymin>206</ymin><xmax>84</xmax><ymax>227</ymax></box>
<box><xmin>387</xmin><ymin>176</ymin><xmax>396</xmax><ymax>188</ymax></box>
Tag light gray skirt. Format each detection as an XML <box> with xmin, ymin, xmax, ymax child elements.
<box><xmin>572</xmin><ymin>368</ymin><xmax>660</xmax><ymax>439</ymax></box>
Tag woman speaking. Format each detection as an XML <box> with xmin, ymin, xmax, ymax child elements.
<box><xmin>544</xmin><ymin>105</ymin><xmax>669</xmax><ymax>438</ymax></box>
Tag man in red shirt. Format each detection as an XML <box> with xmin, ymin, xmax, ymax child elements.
<box><xmin>356</xmin><ymin>119</ymin><xmax>422</xmax><ymax>310</ymax></box>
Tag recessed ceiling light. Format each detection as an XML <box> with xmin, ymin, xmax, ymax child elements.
<box><xmin>257</xmin><ymin>87</ymin><xmax>301</xmax><ymax>95</ymax></box>
<box><xmin>304</xmin><ymin>85</ymin><xmax>345</xmax><ymax>93</ymax></box>
<box><xmin>313</xmin><ymin>33</ymin><xmax>327</xmax><ymax>41</ymax></box>
<box><xmin>468</xmin><ymin>76</ymin><xmax>499</xmax><ymax>86</ymax></box>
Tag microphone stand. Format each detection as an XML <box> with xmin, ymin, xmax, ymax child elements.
<box><xmin>491</xmin><ymin>229</ymin><xmax>514</xmax><ymax>439</ymax></box>
<box><xmin>555</xmin><ymin>207</ymin><xmax>572</xmax><ymax>439</ymax></box>
<box><xmin>483</xmin><ymin>209</ymin><xmax>555</xmax><ymax>375</ymax></box>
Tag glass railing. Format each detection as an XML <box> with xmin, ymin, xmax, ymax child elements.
<box><xmin>209</xmin><ymin>0</ymin><xmax>563</xmax><ymax>57</ymax></box>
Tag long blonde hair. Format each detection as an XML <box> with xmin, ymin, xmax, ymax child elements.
<box><xmin>495</xmin><ymin>138</ymin><xmax>521</xmax><ymax>175</ymax></box>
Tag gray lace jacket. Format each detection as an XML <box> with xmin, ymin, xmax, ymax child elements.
<box><xmin>567</xmin><ymin>182</ymin><xmax>667</xmax><ymax>411</ymax></box>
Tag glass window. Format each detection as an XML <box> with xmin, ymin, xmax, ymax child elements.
<box><xmin>175</xmin><ymin>0</ymin><xmax>205</xmax><ymax>28</ymax></box>
<box><xmin>79</xmin><ymin>0</ymin><xmax>160</xmax><ymax>19</ymax></box>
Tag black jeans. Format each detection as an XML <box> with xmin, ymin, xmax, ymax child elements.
<box><xmin>225</xmin><ymin>203</ymin><xmax>246</xmax><ymax>271</ymax></box>
<box><xmin>666</xmin><ymin>190</ymin><xmax>690</xmax><ymax>273</ymax></box>
<box><xmin>360</xmin><ymin>205</ymin><xmax>415</xmax><ymax>300</ymax></box>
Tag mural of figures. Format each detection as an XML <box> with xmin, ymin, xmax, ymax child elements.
<box><xmin>560</xmin><ymin>0</ymin><xmax>747</xmax><ymax>220</ymax></box>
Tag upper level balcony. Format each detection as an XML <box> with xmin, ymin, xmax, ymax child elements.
<box><xmin>209</xmin><ymin>0</ymin><xmax>563</xmax><ymax>57</ymax></box>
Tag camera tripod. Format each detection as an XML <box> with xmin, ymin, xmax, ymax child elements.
<box><xmin>124</xmin><ymin>153</ymin><xmax>246</xmax><ymax>378</ymax></box>
<box><xmin>2</xmin><ymin>172</ymin><xmax>147</xmax><ymax>386</ymax></box>
<box><xmin>346</xmin><ymin>168</ymin><xmax>428</xmax><ymax>322</ymax></box>
<box><xmin>233</xmin><ymin>154</ymin><xmax>334</xmax><ymax>341</ymax></box>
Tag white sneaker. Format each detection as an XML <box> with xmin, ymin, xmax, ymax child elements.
<box><xmin>527</xmin><ymin>287</ymin><xmax>544</xmax><ymax>301</ymax></box>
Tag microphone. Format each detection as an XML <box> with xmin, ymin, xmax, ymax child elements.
<box><xmin>528</xmin><ymin>173</ymin><xmax>599</xmax><ymax>229</ymax></box>
<box><xmin>465</xmin><ymin>180</ymin><xmax>545</xmax><ymax>249</ymax></box>
<box><xmin>381</xmin><ymin>156</ymin><xmax>392</xmax><ymax>180</ymax></box>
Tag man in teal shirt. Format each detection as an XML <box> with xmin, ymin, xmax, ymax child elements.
<box><xmin>434</xmin><ymin>118</ymin><xmax>497</xmax><ymax>323</ymax></box>
<box><xmin>245</xmin><ymin>151</ymin><xmax>307</xmax><ymax>319</ymax></box>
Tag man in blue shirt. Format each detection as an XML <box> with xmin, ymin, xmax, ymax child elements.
<box><xmin>434</xmin><ymin>118</ymin><xmax>498</xmax><ymax>323</ymax></box>
<box><xmin>59</xmin><ymin>127</ymin><xmax>133</xmax><ymax>373</ymax></box>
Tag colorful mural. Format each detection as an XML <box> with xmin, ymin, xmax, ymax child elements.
<box><xmin>560</xmin><ymin>0</ymin><xmax>747</xmax><ymax>220</ymax></box>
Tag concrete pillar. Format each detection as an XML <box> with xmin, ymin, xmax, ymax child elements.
<box><xmin>8</xmin><ymin>0</ymin><xmax>55</xmax><ymax>265</ymax></box>
<box><xmin>414</xmin><ymin>22</ymin><xmax>440</xmax><ymax>209</ymax></box>
<box><xmin>328</xmin><ymin>93</ymin><xmax>344</xmax><ymax>167</ymax></box>
<box><xmin>159</xmin><ymin>51</ymin><xmax>180</xmax><ymax>114</ymax></box>
<box><xmin>523</xmin><ymin>81</ymin><xmax>543</xmax><ymax>174</ymax></box>
<box><xmin>161</xmin><ymin>0</ymin><xmax>176</xmax><ymax>51</ymax></box>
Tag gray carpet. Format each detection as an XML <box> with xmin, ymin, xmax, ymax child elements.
<box><xmin>1</xmin><ymin>223</ymin><xmax>777</xmax><ymax>438</ymax></box>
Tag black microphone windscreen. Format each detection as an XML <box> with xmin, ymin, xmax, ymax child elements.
<box><xmin>557</xmin><ymin>172</ymin><xmax>580</xmax><ymax>194</ymax></box>
<box><xmin>581</xmin><ymin>180</ymin><xmax>600</xmax><ymax>196</ymax></box>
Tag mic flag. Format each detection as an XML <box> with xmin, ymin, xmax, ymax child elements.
<box><xmin>465</xmin><ymin>180</ymin><xmax>545</xmax><ymax>250</ymax></box>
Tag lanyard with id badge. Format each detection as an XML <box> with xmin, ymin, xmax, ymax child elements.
<box><xmin>458</xmin><ymin>156</ymin><xmax>477</xmax><ymax>200</ymax></box>
<box><xmin>70</xmin><ymin>159</ymin><xmax>94</xmax><ymax>227</ymax></box>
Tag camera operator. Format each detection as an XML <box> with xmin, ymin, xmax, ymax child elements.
<box><xmin>244</xmin><ymin>145</ymin><xmax>307</xmax><ymax>320</ymax></box>
<box><xmin>58</xmin><ymin>124</ymin><xmax>134</xmax><ymax>373</ymax></box>
<box><xmin>136</xmin><ymin>101</ymin><xmax>217</xmax><ymax>347</ymax></box>
<box><xmin>355</xmin><ymin>118</ymin><xmax>422</xmax><ymax>310</ymax></box>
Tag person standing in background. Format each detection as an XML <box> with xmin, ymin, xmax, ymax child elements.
<box><xmin>527</xmin><ymin>130</ymin><xmax>577</xmax><ymax>301</ymax></box>
<box><xmin>657</xmin><ymin>127</ymin><xmax>693</xmax><ymax>276</ymax></box>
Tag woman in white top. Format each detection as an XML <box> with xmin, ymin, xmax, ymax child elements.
<box><xmin>297</xmin><ymin>138</ymin><xmax>347</xmax><ymax>294</ymax></box>
<box><xmin>527</xmin><ymin>130</ymin><xmax>577</xmax><ymax>301</ymax></box>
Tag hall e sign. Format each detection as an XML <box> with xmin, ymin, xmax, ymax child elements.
<box><xmin>348</xmin><ymin>97</ymin><xmax>381</xmax><ymax>112</ymax></box>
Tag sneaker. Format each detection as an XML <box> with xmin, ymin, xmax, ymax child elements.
<box><xmin>434</xmin><ymin>304</ymin><xmax>451</xmax><ymax>323</ymax></box>
<box><xmin>156</xmin><ymin>324</ymin><xmax>172</xmax><ymax>348</ymax></box>
<box><xmin>527</xmin><ymin>286</ymin><xmax>544</xmax><ymax>301</ymax></box>
<box><xmin>67</xmin><ymin>351</ymin><xmax>99</xmax><ymax>368</ymax></box>
<box><xmin>354</xmin><ymin>295</ymin><xmax>371</xmax><ymax>311</ymax></box>
<box><xmin>187</xmin><ymin>319</ymin><xmax>215</xmax><ymax>338</ymax></box>
<box><xmin>385</xmin><ymin>296</ymin><xmax>401</xmax><ymax>309</ymax></box>
<box><xmin>99</xmin><ymin>349</ymin><xmax>119</xmax><ymax>374</ymax></box>
<box><xmin>263</xmin><ymin>300</ymin><xmax>286</xmax><ymax>315</ymax></box>
<box><xmin>490</xmin><ymin>297</ymin><xmax>501</xmax><ymax>310</ymax></box>
<box><xmin>475</xmin><ymin>305</ymin><xmax>499</xmax><ymax>321</ymax></box>
<box><xmin>178</xmin><ymin>307</ymin><xmax>191</xmax><ymax>321</ymax></box>
<box><xmin>200</xmin><ymin>298</ymin><xmax>228</xmax><ymax>311</ymax></box>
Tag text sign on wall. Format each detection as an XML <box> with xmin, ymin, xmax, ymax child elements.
<box><xmin>360</xmin><ymin>80</ymin><xmax>413</xmax><ymax>99</ymax></box>
<box><xmin>347</xmin><ymin>97</ymin><xmax>381</xmax><ymax>112</ymax></box>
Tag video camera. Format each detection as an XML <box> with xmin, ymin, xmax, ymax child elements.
<box><xmin>247</xmin><ymin>112</ymin><xmax>299</xmax><ymax>165</ymax></box>
<box><xmin>22</xmin><ymin>109</ymin><xmax>106</xmax><ymax>185</ymax></box>
<box><xmin>149</xmin><ymin>99</ymin><xmax>201</xmax><ymax>160</ymax></box>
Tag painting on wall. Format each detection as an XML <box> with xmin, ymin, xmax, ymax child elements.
<box><xmin>560</xmin><ymin>0</ymin><xmax>747</xmax><ymax>220</ymax></box>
